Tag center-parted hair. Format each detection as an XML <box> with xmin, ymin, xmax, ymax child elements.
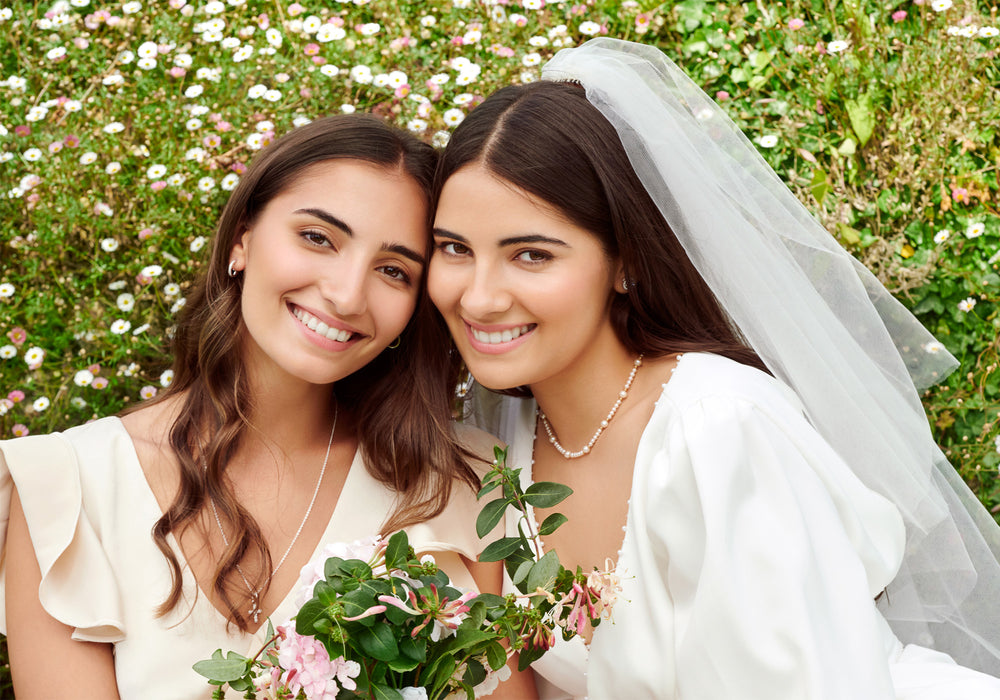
<box><xmin>434</xmin><ymin>82</ymin><xmax>765</xmax><ymax>392</ymax></box>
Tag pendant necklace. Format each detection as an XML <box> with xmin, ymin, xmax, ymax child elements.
<box><xmin>537</xmin><ymin>355</ymin><xmax>643</xmax><ymax>459</ymax></box>
<box><xmin>206</xmin><ymin>403</ymin><xmax>337</xmax><ymax>624</ymax></box>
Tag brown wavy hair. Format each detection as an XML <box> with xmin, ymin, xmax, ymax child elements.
<box><xmin>142</xmin><ymin>114</ymin><xmax>477</xmax><ymax>631</ymax></box>
<box><xmin>433</xmin><ymin>82</ymin><xmax>766</xmax><ymax>394</ymax></box>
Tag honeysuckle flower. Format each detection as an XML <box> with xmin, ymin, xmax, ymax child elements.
<box><xmin>958</xmin><ymin>298</ymin><xmax>976</xmax><ymax>312</ymax></box>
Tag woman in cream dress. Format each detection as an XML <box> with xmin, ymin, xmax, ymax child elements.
<box><xmin>1</xmin><ymin>115</ymin><xmax>535</xmax><ymax>700</ymax></box>
<box><xmin>429</xmin><ymin>39</ymin><xmax>1000</xmax><ymax>699</ymax></box>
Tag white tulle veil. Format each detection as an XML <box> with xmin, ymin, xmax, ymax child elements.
<box><xmin>475</xmin><ymin>37</ymin><xmax>1000</xmax><ymax>673</ymax></box>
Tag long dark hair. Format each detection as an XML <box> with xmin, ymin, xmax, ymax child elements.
<box><xmin>143</xmin><ymin>114</ymin><xmax>477</xmax><ymax>631</ymax></box>
<box><xmin>434</xmin><ymin>82</ymin><xmax>766</xmax><ymax>391</ymax></box>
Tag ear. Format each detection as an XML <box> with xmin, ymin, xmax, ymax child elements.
<box><xmin>228</xmin><ymin>226</ymin><xmax>251</xmax><ymax>273</ymax></box>
<box><xmin>613</xmin><ymin>258</ymin><xmax>628</xmax><ymax>294</ymax></box>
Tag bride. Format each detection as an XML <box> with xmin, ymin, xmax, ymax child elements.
<box><xmin>427</xmin><ymin>38</ymin><xmax>1000</xmax><ymax>698</ymax></box>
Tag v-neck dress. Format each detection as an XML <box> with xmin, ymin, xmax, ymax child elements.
<box><xmin>0</xmin><ymin>416</ymin><xmax>490</xmax><ymax>700</ymax></box>
<box><xmin>501</xmin><ymin>353</ymin><xmax>1000</xmax><ymax>699</ymax></box>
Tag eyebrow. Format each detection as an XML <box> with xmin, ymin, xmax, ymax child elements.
<box><xmin>297</xmin><ymin>208</ymin><xmax>425</xmax><ymax>266</ymax></box>
<box><xmin>433</xmin><ymin>228</ymin><xmax>569</xmax><ymax>248</ymax></box>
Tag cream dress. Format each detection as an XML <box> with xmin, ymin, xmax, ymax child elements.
<box><xmin>0</xmin><ymin>417</ymin><xmax>492</xmax><ymax>700</ymax></box>
<box><xmin>501</xmin><ymin>353</ymin><xmax>1000</xmax><ymax>699</ymax></box>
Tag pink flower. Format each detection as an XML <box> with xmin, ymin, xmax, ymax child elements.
<box><xmin>64</xmin><ymin>134</ymin><xmax>80</xmax><ymax>147</ymax></box>
<box><xmin>276</xmin><ymin>625</ymin><xmax>361</xmax><ymax>699</ymax></box>
<box><xmin>87</xmin><ymin>364</ymin><xmax>101</xmax><ymax>374</ymax></box>
<box><xmin>216</xmin><ymin>120</ymin><xmax>233</xmax><ymax>132</ymax></box>
<box><xmin>951</xmin><ymin>186</ymin><xmax>970</xmax><ymax>204</ymax></box>
<box><xmin>8</xmin><ymin>390</ymin><xmax>25</xmax><ymax>403</ymax></box>
<box><xmin>394</xmin><ymin>84</ymin><xmax>411</xmax><ymax>99</ymax></box>
<box><xmin>138</xmin><ymin>228</ymin><xmax>155</xmax><ymax>240</ymax></box>
<box><xmin>168</xmin><ymin>66</ymin><xmax>186</xmax><ymax>78</ymax></box>
<box><xmin>788</xmin><ymin>18</ymin><xmax>805</xmax><ymax>30</ymax></box>
<box><xmin>151</xmin><ymin>180</ymin><xmax>167</xmax><ymax>192</ymax></box>
<box><xmin>12</xmin><ymin>424</ymin><xmax>29</xmax><ymax>437</ymax></box>
<box><xmin>14</xmin><ymin>125</ymin><xmax>30</xmax><ymax>137</ymax></box>
<box><xmin>892</xmin><ymin>9</ymin><xmax>907</xmax><ymax>22</ymax></box>
<box><xmin>304</xmin><ymin>43</ymin><xmax>320</xmax><ymax>56</ymax></box>
<box><xmin>715</xmin><ymin>90</ymin><xmax>730</xmax><ymax>101</ymax></box>
<box><xmin>74</xmin><ymin>37</ymin><xmax>90</xmax><ymax>49</ymax></box>
<box><xmin>91</xmin><ymin>377</ymin><xmax>109</xmax><ymax>390</ymax></box>
<box><xmin>7</xmin><ymin>328</ymin><xmax>27</xmax><ymax>346</ymax></box>
<box><xmin>203</xmin><ymin>134</ymin><xmax>221</xmax><ymax>148</ymax></box>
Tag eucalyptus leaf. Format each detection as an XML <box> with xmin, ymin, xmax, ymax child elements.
<box><xmin>192</xmin><ymin>655</ymin><xmax>250</xmax><ymax>683</ymax></box>
<box><xmin>522</xmin><ymin>482</ymin><xmax>573</xmax><ymax>508</ymax></box>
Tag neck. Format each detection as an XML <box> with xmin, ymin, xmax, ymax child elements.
<box><xmin>530</xmin><ymin>336</ymin><xmax>639</xmax><ymax>449</ymax></box>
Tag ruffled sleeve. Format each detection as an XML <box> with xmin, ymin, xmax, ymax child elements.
<box><xmin>589</xmin><ymin>355</ymin><xmax>908</xmax><ymax>698</ymax></box>
<box><xmin>0</xmin><ymin>431</ymin><xmax>125</xmax><ymax>642</ymax></box>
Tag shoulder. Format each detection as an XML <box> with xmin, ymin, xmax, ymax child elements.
<box><xmin>1</xmin><ymin>416</ymin><xmax>125</xmax><ymax>467</ymax></box>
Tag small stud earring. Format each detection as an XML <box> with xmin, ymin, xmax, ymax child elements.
<box><xmin>621</xmin><ymin>278</ymin><xmax>629</xmax><ymax>292</ymax></box>
<box><xmin>228</xmin><ymin>260</ymin><xmax>238</xmax><ymax>278</ymax></box>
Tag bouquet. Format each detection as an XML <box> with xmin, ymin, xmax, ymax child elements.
<box><xmin>195</xmin><ymin>447</ymin><xmax>621</xmax><ymax>699</ymax></box>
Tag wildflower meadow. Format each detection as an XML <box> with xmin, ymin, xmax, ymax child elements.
<box><xmin>0</xmin><ymin>0</ymin><xmax>998</xmax><ymax>693</ymax></box>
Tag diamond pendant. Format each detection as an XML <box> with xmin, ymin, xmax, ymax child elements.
<box><xmin>249</xmin><ymin>594</ymin><xmax>261</xmax><ymax>624</ymax></box>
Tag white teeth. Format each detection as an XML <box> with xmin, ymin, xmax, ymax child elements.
<box><xmin>471</xmin><ymin>324</ymin><xmax>532</xmax><ymax>345</ymax></box>
<box><xmin>292</xmin><ymin>307</ymin><xmax>354</xmax><ymax>342</ymax></box>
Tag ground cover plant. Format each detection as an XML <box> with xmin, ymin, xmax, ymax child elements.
<box><xmin>0</xmin><ymin>0</ymin><xmax>998</xmax><ymax>694</ymax></box>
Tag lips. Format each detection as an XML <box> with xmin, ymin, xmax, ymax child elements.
<box><xmin>291</xmin><ymin>305</ymin><xmax>358</xmax><ymax>343</ymax></box>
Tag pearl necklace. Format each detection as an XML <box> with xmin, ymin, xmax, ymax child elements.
<box><xmin>207</xmin><ymin>404</ymin><xmax>337</xmax><ymax>624</ymax></box>
<box><xmin>537</xmin><ymin>355</ymin><xmax>644</xmax><ymax>459</ymax></box>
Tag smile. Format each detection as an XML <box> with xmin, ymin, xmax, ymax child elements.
<box><xmin>470</xmin><ymin>324</ymin><xmax>534</xmax><ymax>345</ymax></box>
<box><xmin>291</xmin><ymin>306</ymin><xmax>356</xmax><ymax>342</ymax></box>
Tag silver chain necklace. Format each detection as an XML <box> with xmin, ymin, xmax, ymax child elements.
<box><xmin>537</xmin><ymin>355</ymin><xmax>643</xmax><ymax>459</ymax></box>
<box><xmin>206</xmin><ymin>404</ymin><xmax>337</xmax><ymax>624</ymax></box>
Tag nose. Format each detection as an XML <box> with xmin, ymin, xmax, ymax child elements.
<box><xmin>459</xmin><ymin>262</ymin><xmax>513</xmax><ymax>319</ymax></box>
<box><xmin>319</xmin><ymin>258</ymin><xmax>368</xmax><ymax>317</ymax></box>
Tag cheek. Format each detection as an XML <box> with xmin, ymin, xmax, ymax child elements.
<box><xmin>427</xmin><ymin>262</ymin><xmax>457</xmax><ymax>310</ymax></box>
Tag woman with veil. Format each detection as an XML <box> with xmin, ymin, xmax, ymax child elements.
<box><xmin>427</xmin><ymin>38</ymin><xmax>1000</xmax><ymax>698</ymax></box>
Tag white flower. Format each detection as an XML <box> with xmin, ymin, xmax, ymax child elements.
<box><xmin>185</xmin><ymin>146</ymin><xmax>207</xmax><ymax>161</ymax></box>
<box><xmin>957</xmin><ymin>25</ymin><xmax>978</xmax><ymax>38</ymax></box>
<box><xmin>111</xmin><ymin>318</ymin><xmax>132</xmax><ymax>335</ymax></box>
<box><xmin>292</xmin><ymin>116</ymin><xmax>311</xmax><ymax>127</ymax></box>
<box><xmin>579</xmin><ymin>20</ymin><xmax>601</xmax><ymax>36</ymax></box>
<box><xmin>0</xmin><ymin>283</ymin><xmax>14</xmax><ymax>298</ymax></box>
<box><xmin>117</xmin><ymin>50</ymin><xmax>135</xmax><ymax>64</ymax></box>
<box><xmin>46</xmin><ymin>46</ymin><xmax>67</xmax><ymax>61</ymax></box>
<box><xmin>170</xmin><ymin>297</ymin><xmax>187</xmax><ymax>314</ymax></box>
<box><xmin>529</xmin><ymin>35</ymin><xmax>549</xmax><ymax>47</ymax></box>
<box><xmin>407</xmin><ymin>118</ymin><xmax>427</xmax><ymax>133</ymax></box>
<box><xmin>248</xmin><ymin>84</ymin><xmax>267</xmax><ymax>99</ymax></box>
<box><xmin>432</xmin><ymin>130</ymin><xmax>450</xmax><ymax>148</ymax></box>
<box><xmin>186</xmin><ymin>118</ymin><xmax>203</xmax><ymax>131</ymax></box>
<box><xmin>221</xmin><ymin>173</ymin><xmax>239</xmax><ymax>190</ymax></box>
<box><xmin>443</xmin><ymin>108</ymin><xmax>465</xmax><ymax>127</ymax></box>
<box><xmin>132</xmin><ymin>323</ymin><xmax>150</xmax><ymax>336</ymax></box>
<box><xmin>23</xmin><ymin>148</ymin><xmax>42</xmax><ymax>162</ymax></box>
<box><xmin>190</xmin><ymin>236</ymin><xmax>207</xmax><ymax>252</ymax></box>
<box><xmin>122</xmin><ymin>1</ymin><xmax>142</xmax><ymax>14</ymax></box>
<box><xmin>190</xmin><ymin>104</ymin><xmax>210</xmax><ymax>116</ymax></box>
<box><xmin>522</xmin><ymin>52</ymin><xmax>542</xmax><ymax>67</ymax></box>
<box><xmin>79</xmin><ymin>151</ymin><xmax>98</xmax><ymax>165</ymax></box>
<box><xmin>246</xmin><ymin>133</ymin><xmax>264</xmax><ymax>150</ymax></box>
<box><xmin>141</xmin><ymin>265</ymin><xmax>163</xmax><ymax>278</ymax></box>
<box><xmin>317</xmin><ymin>24</ymin><xmax>346</xmax><ymax>42</ymax></box>
<box><xmin>979</xmin><ymin>27</ymin><xmax>999</xmax><ymax>37</ymax></box>
<box><xmin>198</xmin><ymin>177</ymin><xmax>215</xmax><ymax>192</ymax></box>
<box><xmin>103</xmin><ymin>121</ymin><xmax>125</xmax><ymax>134</ymax></box>
<box><xmin>137</xmin><ymin>57</ymin><xmax>158</xmax><ymax>70</ymax></box>
<box><xmin>966</xmin><ymin>222</ymin><xmax>985</xmax><ymax>238</ymax></box>
<box><xmin>958</xmin><ymin>298</ymin><xmax>976</xmax><ymax>312</ymax></box>
<box><xmin>163</xmin><ymin>282</ymin><xmax>181</xmax><ymax>297</ymax></box>
<box><xmin>74</xmin><ymin>369</ymin><xmax>94</xmax><ymax>386</ymax></box>
<box><xmin>146</xmin><ymin>164</ymin><xmax>167</xmax><ymax>179</ymax></box>
<box><xmin>420</xmin><ymin>15</ymin><xmax>436</xmax><ymax>27</ymax></box>
<box><xmin>109</xmin><ymin>280</ymin><xmax>127</xmax><ymax>291</ymax></box>
<box><xmin>101</xmin><ymin>238</ymin><xmax>119</xmax><ymax>252</ymax></box>
<box><xmin>137</xmin><ymin>41</ymin><xmax>158</xmax><ymax>58</ymax></box>
<box><xmin>106</xmin><ymin>161</ymin><xmax>122</xmax><ymax>174</ymax></box>
<box><xmin>64</xmin><ymin>100</ymin><xmax>82</xmax><ymax>112</ymax></box>
<box><xmin>256</xmin><ymin>120</ymin><xmax>274</xmax><ymax>133</ymax></box>
<box><xmin>123</xmin><ymin>362</ymin><xmax>140</xmax><ymax>376</ymax></box>
<box><xmin>117</xmin><ymin>292</ymin><xmax>135</xmax><ymax>311</ymax></box>
<box><xmin>233</xmin><ymin>45</ymin><xmax>253</xmax><ymax>61</ymax></box>
<box><xmin>263</xmin><ymin>89</ymin><xmax>281</xmax><ymax>102</ymax></box>
<box><xmin>70</xmin><ymin>396</ymin><xmax>87</xmax><ymax>409</ymax></box>
<box><xmin>266</xmin><ymin>27</ymin><xmax>282</xmax><ymax>47</ymax></box>
<box><xmin>0</xmin><ymin>345</ymin><xmax>16</xmax><ymax>359</ymax></box>
<box><xmin>934</xmin><ymin>229</ymin><xmax>951</xmax><ymax>244</ymax></box>
<box><xmin>32</xmin><ymin>397</ymin><xmax>50</xmax><ymax>412</ymax></box>
<box><xmin>341</xmin><ymin>104</ymin><xmax>356</xmax><ymax>114</ymax></box>
<box><xmin>827</xmin><ymin>40</ymin><xmax>850</xmax><ymax>53</ymax></box>
<box><xmin>757</xmin><ymin>135</ymin><xmax>779</xmax><ymax>148</ymax></box>
<box><xmin>359</xmin><ymin>22</ymin><xmax>380</xmax><ymax>35</ymax></box>
<box><xmin>24</xmin><ymin>346</ymin><xmax>45</xmax><ymax>366</ymax></box>
<box><xmin>931</xmin><ymin>0</ymin><xmax>952</xmax><ymax>11</ymax></box>
<box><xmin>430</xmin><ymin>73</ymin><xmax>449</xmax><ymax>86</ymax></box>
<box><xmin>160</xmin><ymin>369</ymin><xmax>175</xmax><ymax>387</ymax></box>
<box><xmin>374</xmin><ymin>73</ymin><xmax>391</xmax><ymax>88</ymax></box>
<box><xmin>924</xmin><ymin>341</ymin><xmax>946</xmax><ymax>354</ymax></box>
<box><xmin>320</xmin><ymin>64</ymin><xmax>340</xmax><ymax>77</ymax></box>
<box><xmin>350</xmin><ymin>65</ymin><xmax>373</xmax><ymax>84</ymax></box>
<box><xmin>174</xmin><ymin>53</ymin><xmax>193</xmax><ymax>67</ymax></box>
<box><xmin>204</xmin><ymin>0</ymin><xmax>225</xmax><ymax>13</ymax></box>
<box><xmin>184</xmin><ymin>84</ymin><xmax>204</xmax><ymax>99</ymax></box>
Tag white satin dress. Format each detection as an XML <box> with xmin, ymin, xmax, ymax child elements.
<box><xmin>501</xmin><ymin>353</ymin><xmax>1000</xmax><ymax>699</ymax></box>
<box><xmin>0</xmin><ymin>418</ymin><xmax>493</xmax><ymax>700</ymax></box>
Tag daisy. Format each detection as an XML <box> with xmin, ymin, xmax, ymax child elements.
<box><xmin>0</xmin><ymin>345</ymin><xmax>15</xmax><ymax>359</ymax></box>
<box><xmin>141</xmin><ymin>265</ymin><xmax>163</xmax><ymax>278</ymax></box>
<box><xmin>163</xmin><ymin>282</ymin><xmax>181</xmax><ymax>297</ymax></box>
<box><xmin>351</xmin><ymin>65</ymin><xmax>373</xmax><ymax>84</ymax></box>
<box><xmin>924</xmin><ymin>341</ymin><xmax>946</xmax><ymax>354</ymax></box>
<box><xmin>190</xmin><ymin>236</ymin><xmax>207</xmax><ymax>252</ymax></box>
<box><xmin>70</xmin><ymin>397</ymin><xmax>88</xmax><ymax>408</ymax></box>
<box><xmin>79</xmin><ymin>152</ymin><xmax>98</xmax><ymax>165</ymax></box>
<box><xmin>32</xmin><ymin>397</ymin><xmax>50</xmax><ymax>412</ymax></box>
<box><xmin>266</xmin><ymin>28</ymin><xmax>282</xmax><ymax>47</ymax></box>
<box><xmin>11</xmin><ymin>425</ymin><xmax>29</xmax><ymax>437</ymax></box>
<box><xmin>757</xmin><ymin>135</ymin><xmax>779</xmax><ymax>148</ymax></box>
<box><xmin>117</xmin><ymin>292</ymin><xmax>135</xmax><ymax>311</ymax></box>
<box><xmin>197</xmin><ymin>177</ymin><xmax>215</xmax><ymax>192</ymax></box>
<box><xmin>221</xmin><ymin>173</ymin><xmax>239</xmax><ymax>190</ymax></box>
<box><xmin>579</xmin><ymin>21</ymin><xmax>601</xmax><ymax>36</ymax></box>
<box><xmin>263</xmin><ymin>89</ymin><xmax>281</xmax><ymax>102</ymax></box>
<box><xmin>132</xmin><ymin>323</ymin><xmax>150</xmax><ymax>336</ymax></box>
<box><xmin>91</xmin><ymin>377</ymin><xmax>109</xmax><ymax>390</ymax></box>
<box><xmin>341</xmin><ymin>104</ymin><xmax>356</xmax><ymax>114</ymax></box>
<box><xmin>320</xmin><ymin>64</ymin><xmax>340</xmax><ymax>77</ymax></box>
<box><xmin>101</xmin><ymin>238</ymin><xmax>120</xmax><ymax>252</ymax></box>
<box><xmin>443</xmin><ymin>109</ymin><xmax>465</xmax><ymax>127</ymax></box>
<box><xmin>233</xmin><ymin>45</ymin><xmax>253</xmax><ymax>61</ymax></box>
<box><xmin>958</xmin><ymin>298</ymin><xmax>976</xmax><ymax>312</ymax></box>
<box><xmin>934</xmin><ymin>229</ymin><xmax>950</xmax><ymax>244</ymax></box>
<box><xmin>103</xmin><ymin>122</ymin><xmax>125</xmax><ymax>134</ymax></box>
<box><xmin>24</xmin><ymin>346</ymin><xmax>45</xmax><ymax>367</ymax></box>
<box><xmin>111</xmin><ymin>319</ymin><xmax>132</xmax><ymax>335</ymax></box>
<box><xmin>186</xmin><ymin>118</ymin><xmax>202</xmax><ymax>131</ymax></box>
<box><xmin>0</xmin><ymin>283</ymin><xmax>14</xmax><ymax>298</ymax></box>
<box><xmin>146</xmin><ymin>164</ymin><xmax>167</xmax><ymax>179</ymax></box>
<box><xmin>966</xmin><ymin>222</ymin><xmax>985</xmax><ymax>238</ymax></box>
<box><xmin>317</xmin><ymin>24</ymin><xmax>346</xmax><ymax>42</ymax></box>
<box><xmin>122</xmin><ymin>1</ymin><xmax>142</xmax><ymax>14</ymax></box>
<box><xmin>930</xmin><ymin>0</ymin><xmax>952</xmax><ymax>10</ymax></box>
<box><xmin>248</xmin><ymin>84</ymin><xmax>267</xmax><ymax>99</ymax></box>
<box><xmin>420</xmin><ymin>15</ymin><xmax>436</xmax><ymax>27</ymax></box>
<box><xmin>140</xmin><ymin>385</ymin><xmax>158</xmax><ymax>400</ymax></box>
<box><xmin>23</xmin><ymin>148</ymin><xmax>42</xmax><ymax>162</ymax></box>
<box><xmin>979</xmin><ymin>27</ymin><xmax>999</xmax><ymax>37</ymax></box>
<box><xmin>170</xmin><ymin>298</ymin><xmax>187</xmax><ymax>314</ymax></box>
<box><xmin>106</xmin><ymin>161</ymin><xmax>122</xmax><ymax>174</ymax></box>
<box><xmin>46</xmin><ymin>46</ymin><xmax>67</xmax><ymax>61</ymax></box>
<box><xmin>827</xmin><ymin>40</ymin><xmax>850</xmax><ymax>53</ymax></box>
<box><xmin>160</xmin><ymin>369</ymin><xmax>175</xmax><ymax>387</ymax></box>
<box><xmin>407</xmin><ymin>118</ymin><xmax>428</xmax><ymax>133</ymax></box>
<box><xmin>74</xmin><ymin>369</ymin><xmax>94</xmax><ymax>386</ymax></box>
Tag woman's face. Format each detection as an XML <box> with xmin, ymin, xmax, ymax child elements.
<box><xmin>429</xmin><ymin>164</ymin><xmax>622</xmax><ymax>392</ymax></box>
<box><xmin>230</xmin><ymin>159</ymin><xmax>428</xmax><ymax>389</ymax></box>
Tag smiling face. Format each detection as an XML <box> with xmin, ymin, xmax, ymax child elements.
<box><xmin>429</xmin><ymin>164</ymin><xmax>623</xmax><ymax>393</ymax></box>
<box><xmin>230</xmin><ymin>159</ymin><xmax>428</xmax><ymax>389</ymax></box>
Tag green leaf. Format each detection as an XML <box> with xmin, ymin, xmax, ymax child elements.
<box><xmin>359</xmin><ymin>622</ymin><xmax>399</xmax><ymax>661</ymax></box>
<box><xmin>836</xmin><ymin>223</ymin><xmax>862</xmax><ymax>246</ymax></box>
<box><xmin>386</xmin><ymin>531</ymin><xmax>410</xmax><ymax>570</ymax></box>
<box><xmin>295</xmin><ymin>599</ymin><xmax>326</xmax><ymax>636</ymax></box>
<box><xmin>478</xmin><ymin>537</ymin><xmax>523</xmax><ymax>562</ymax></box>
<box><xmin>845</xmin><ymin>94</ymin><xmax>876</xmax><ymax>147</ymax></box>
<box><xmin>485</xmin><ymin>641</ymin><xmax>508</xmax><ymax>672</ymax></box>
<box><xmin>369</xmin><ymin>682</ymin><xmax>404</xmax><ymax>700</ymax></box>
<box><xmin>522</xmin><ymin>482</ymin><xmax>573</xmax><ymax>508</ymax></box>
<box><xmin>809</xmin><ymin>167</ymin><xmax>830</xmax><ymax>205</ymax></box>
<box><xmin>462</xmin><ymin>657</ymin><xmax>488</xmax><ymax>687</ymax></box>
<box><xmin>538</xmin><ymin>512</ymin><xmax>568</xmax><ymax>536</ymax></box>
<box><xmin>476</xmin><ymin>476</ymin><xmax>501</xmax><ymax>500</ymax></box>
<box><xmin>400</xmin><ymin>635</ymin><xmax>427</xmax><ymax>663</ymax></box>
<box><xmin>504</xmin><ymin>547</ymin><xmax>535</xmax><ymax>588</ymax></box>
<box><xmin>493</xmin><ymin>445</ymin><xmax>507</xmax><ymax>466</ymax></box>
<box><xmin>526</xmin><ymin>550</ymin><xmax>560</xmax><ymax>592</ymax></box>
<box><xmin>476</xmin><ymin>497</ymin><xmax>508</xmax><ymax>538</ymax></box>
<box><xmin>511</xmin><ymin>558</ymin><xmax>534</xmax><ymax>586</ymax></box>
<box><xmin>837</xmin><ymin>137</ymin><xmax>857</xmax><ymax>156</ymax></box>
<box><xmin>192</xmin><ymin>653</ymin><xmax>250</xmax><ymax>683</ymax></box>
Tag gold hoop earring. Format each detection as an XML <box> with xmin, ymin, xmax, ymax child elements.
<box><xmin>388</xmin><ymin>337</ymin><xmax>401</xmax><ymax>349</ymax></box>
